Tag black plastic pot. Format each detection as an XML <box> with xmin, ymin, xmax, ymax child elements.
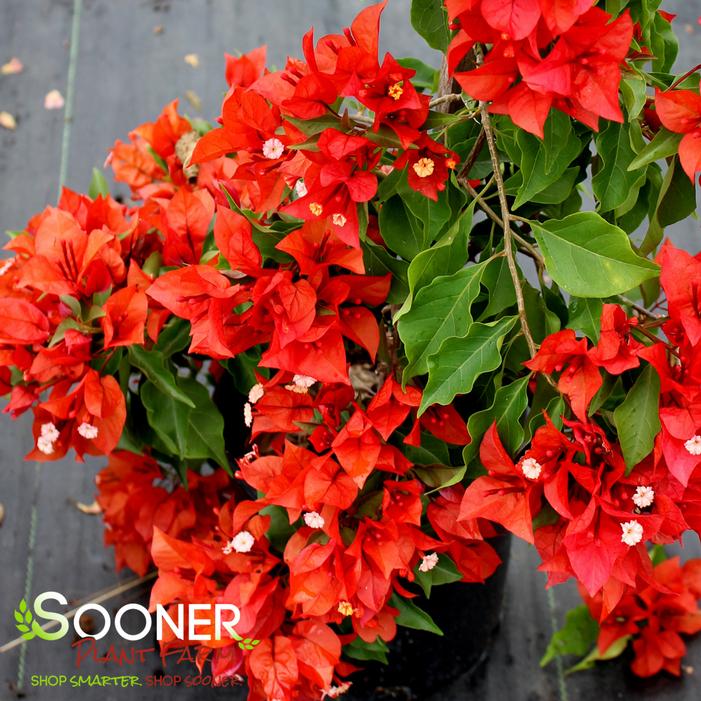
<box><xmin>345</xmin><ymin>534</ymin><xmax>511</xmax><ymax>701</ymax></box>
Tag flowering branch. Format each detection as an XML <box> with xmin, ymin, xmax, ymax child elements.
<box><xmin>475</xmin><ymin>103</ymin><xmax>537</xmax><ymax>356</ymax></box>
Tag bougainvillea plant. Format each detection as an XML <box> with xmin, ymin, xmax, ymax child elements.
<box><xmin>3</xmin><ymin>0</ymin><xmax>701</xmax><ymax>697</ymax></box>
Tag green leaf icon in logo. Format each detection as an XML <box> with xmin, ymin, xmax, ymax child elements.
<box><xmin>230</xmin><ymin>630</ymin><xmax>261</xmax><ymax>651</ymax></box>
<box><xmin>14</xmin><ymin>598</ymin><xmax>36</xmax><ymax>640</ymax></box>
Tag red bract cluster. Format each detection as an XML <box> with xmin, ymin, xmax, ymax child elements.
<box><xmin>147</xmin><ymin>371</ymin><xmax>497</xmax><ymax>697</ymax></box>
<box><xmin>0</xmin><ymin>189</ymin><xmax>153</xmax><ymax>460</ymax></box>
<box><xmin>655</xmin><ymin>86</ymin><xmax>701</xmax><ymax>181</ymax></box>
<box><xmin>96</xmin><ymin>450</ymin><xmax>230</xmax><ymax>575</ymax></box>
<box><xmin>445</xmin><ymin>0</ymin><xmax>633</xmax><ymax>136</ymax></box>
<box><xmin>463</xmin><ymin>241</ymin><xmax>701</xmax><ymax>612</ymax></box>
<box><xmin>582</xmin><ymin>556</ymin><xmax>701</xmax><ymax>676</ymax></box>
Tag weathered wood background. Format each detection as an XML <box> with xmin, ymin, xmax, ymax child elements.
<box><xmin>0</xmin><ymin>1</ymin><xmax>699</xmax><ymax>699</ymax></box>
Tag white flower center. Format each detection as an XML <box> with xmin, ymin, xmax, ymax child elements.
<box><xmin>332</xmin><ymin>213</ymin><xmax>347</xmax><ymax>227</ymax></box>
<box><xmin>303</xmin><ymin>511</ymin><xmax>325</xmax><ymax>529</ymax></box>
<box><xmin>685</xmin><ymin>435</ymin><xmax>701</xmax><ymax>455</ymax></box>
<box><xmin>295</xmin><ymin>179</ymin><xmax>308</xmax><ymax>197</ymax></box>
<box><xmin>262</xmin><ymin>137</ymin><xmax>284</xmax><ymax>159</ymax></box>
<box><xmin>632</xmin><ymin>485</ymin><xmax>655</xmax><ymax>509</ymax></box>
<box><xmin>243</xmin><ymin>402</ymin><xmax>253</xmax><ymax>427</ymax></box>
<box><xmin>41</xmin><ymin>422</ymin><xmax>60</xmax><ymax>442</ymax></box>
<box><xmin>521</xmin><ymin>457</ymin><xmax>542</xmax><ymax>480</ymax></box>
<box><xmin>248</xmin><ymin>383</ymin><xmax>265</xmax><ymax>404</ymax></box>
<box><xmin>231</xmin><ymin>530</ymin><xmax>255</xmax><ymax>553</ymax></box>
<box><xmin>77</xmin><ymin>422</ymin><xmax>99</xmax><ymax>440</ymax></box>
<box><xmin>419</xmin><ymin>552</ymin><xmax>439</xmax><ymax>573</ymax></box>
<box><xmin>620</xmin><ymin>520</ymin><xmax>643</xmax><ymax>547</ymax></box>
<box><xmin>37</xmin><ymin>436</ymin><xmax>55</xmax><ymax>455</ymax></box>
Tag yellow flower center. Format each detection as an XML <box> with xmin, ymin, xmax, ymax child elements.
<box><xmin>446</xmin><ymin>158</ymin><xmax>457</xmax><ymax>170</ymax></box>
<box><xmin>309</xmin><ymin>202</ymin><xmax>323</xmax><ymax>216</ymax></box>
<box><xmin>388</xmin><ymin>81</ymin><xmax>404</xmax><ymax>100</ymax></box>
<box><xmin>337</xmin><ymin>601</ymin><xmax>355</xmax><ymax>617</ymax></box>
<box><xmin>413</xmin><ymin>157</ymin><xmax>435</xmax><ymax>178</ymax></box>
<box><xmin>332</xmin><ymin>213</ymin><xmax>347</xmax><ymax>227</ymax></box>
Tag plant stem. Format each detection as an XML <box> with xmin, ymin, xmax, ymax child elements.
<box><xmin>429</xmin><ymin>93</ymin><xmax>464</xmax><ymax>109</ymax></box>
<box><xmin>478</xmin><ymin>102</ymin><xmax>537</xmax><ymax>356</ymax></box>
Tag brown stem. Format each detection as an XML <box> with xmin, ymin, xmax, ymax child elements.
<box><xmin>479</xmin><ymin>101</ymin><xmax>537</xmax><ymax>356</ymax></box>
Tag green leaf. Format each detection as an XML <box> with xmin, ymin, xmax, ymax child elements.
<box><xmin>627</xmin><ymin>128</ymin><xmax>682</xmax><ymax>172</ymax></box>
<box><xmin>621</xmin><ymin>74</ymin><xmax>648</xmax><ymax>119</ymax></box>
<box><xmin>419</xmin><ymin>317</ymin><xmax>517</xmax><ymax>414</ymax></box>
<box><xmin>128</xmin><ymin>346</ymin><xmax>195</xmax><ymax>407</ymax></box>
<box><xmin>510</xmin><ymin>112</ymin><xmax>582</xmax><ymax>210</ymax></box>
<box><xmin>567</xmin><ymin>298</ymin><xmax>603</xmax><ymax>342</ymax></box>
<box><xmin>378</xmin><ymin>195</ymin><xmax>424</xmax><ymax>260</ymax></box>
<box><xmin>154</xmin><ymin>318</ymin><xmax>191</xmax><ymax>357</ymax></box>
<box><xmin>462</xmin><ymin>376</ymin><xmax>529</xmax><ymax>466</ymax></box>
<box><xmin>479</xmin><ymin>255</ymin><xmax>517</xmax><ymax>320</ymax></box>
<box><xmin>394</xmin><ymin>202</ymin><xmax>473</xmax><ymax>321</ymax></box>
<box><xmin>541</xmin><ymin>606</ymin><xmax>599</xmax><ymax>668</ymax></box>
<box><xmin>397</xmin><ymin>57</ymin><xmax>439</xmax><ymax>91</ymax></box>
<box><xmin>88</xmin><ymin>168</ymin><xmax>110</xmax><ymax>199</ymax></box>
<box><xmin>413</xmin><ymin>464</ymin><xmax>466</xmax><ymax>490</ymax></box>
<box><xmin>390</xmin><ymin>593</ymin><xmax>443</xmax><ymax>635</ymax></box>
<box><xmin>567</xmin><ymin>635</ymin><xmax>631</xmax><ymax>674</ymax></box>
<box><xmin>614</xmin><ymin>365</ymin><xmax>661</xmax><ymax>474</ymax></box>
<box><xmin>531</xmin><ymin>213</ymin><xmax>659</xmax><ymax>297</ymax></box>
<box><xmin>344</xmin><ymin>637</ymin><xmax>389</xmax><ymax>664</ymax></box>
<box><xmin>414</xmin><ymin>554</ymin><xmax>463</xmax><ymax>598</ymax></box>
<box><xmin>398</xmin><ymin>262</ymin><xmax>486</xmax><ymax>380</ymax></box>
<box><xmin>410</xmin><ymin>0</ymin><xmax>450</xmax><ymax>51</ymax></box>
<box><xmin>362</xmin><ymin>239</ymin><xmax>409</xmax><ymax>304</ymax></box>
<box><xmin>592</xmin><ymin>122</ymin><xmax>644</xmax><ymax>213</ymax></box>
<box><xmin>141</xmin><ymin>376</ymin><xmax>229</xmax><ymax>471</ymax></box>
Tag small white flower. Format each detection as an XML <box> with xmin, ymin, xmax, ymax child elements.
<box><xmin>419</xmin><ymin>552</ymin><xmax>439</xmax><ymax>573</ymax></box>
<box><xmin>248</xmin><ymin>383</ymin><xmax>265</xmax><ymax>404</ymax></box>
<box><xmin>262</xmin><ymin>137</ymin><xmax>285</xmax><ymax>160</ymax></box>
<box><xmin>633</xmin><ymin>485</ymin><xmax>655</xmax><ymax>509</ymax></box>
<box><xmin>323</xmin><ymin>682</ymin><xmax>352</xmax><ymax>699</ymax></box>
<box><xmin>222</xmin><ymin>542</ymin><xmax>233</xmax><ymax>555</ymax></box>
<box><xmin>521</xmin><ymin>457</ymin><xmax>542</xmax><ymax>480</ymax></box>
<box><xmin>332</xmin><ymin>213</ymin><xmax>347</xmax><ymax>227</ymax></box>
<box><xmin>40</xmin><ymin>422</ymin><xmax>60</xmax><ymax>442</ymax></box>
<box><xmin>37</xmin><ymin>436</ymin><xmax>55</xmax><ymax>455</ymax></box>
<box><xmin>77</xmin><ymin>422</ymin><xmax>99</xmax><ymax>440</ymax></box>
<box><xmin>303</xmin><ymin>511</ymin><xmax>325</xmax><ymax>529</ymax></box>
<box><xmin>231</xmin><ymin>530</ymin><xmax>255</xmax><ymax>553</ymax></box>
<box><xmin>294</xmin><ymin>179</ymin><xmax>308</xmax><ymax>197</ymax></box>
<box><xmin>293</xmin><ymin>374</ymin><xmax>317</xmax><ymax>389</ymax></box>
<box><xmin>685</xmin><ymin>435</ymin><xmax>701</xmax><ymax>456</ymax></box>
<box><xmin>620</xmin><ymin>520</ymin><xmax>644</xmax><ymax>547</ymax></box>
<box><xmin>244</xmin><ymin>402</ymin><xmax>253</xmax><ymax>427</ymax></box>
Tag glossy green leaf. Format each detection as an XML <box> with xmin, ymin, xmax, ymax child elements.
<box><xmin>128</xmin><ymin>346</ymin><xmax>195</xmax><ymax>407</ymax></box>
<box><xmin>88</xmin><ymin>168</ymin><xmax>110</xmax><ymax>199</ymax></box>
<box><xmin>627</xmin><ymin>128</ymin><xmax>682</xmax><ymax>172</ymax></box>
<box><xmin>410</xmin><ymin>0</ymin><xmax>450</xmax><ymax>51</ymax></box>
<box><xmin>541</xmin><ymin>606</ymin><xmax>598</xmax><ymax>668</ymax></box>
<box><xmin>614</xmin><ymin>365</ymin><xmax>661</xmax><ymax>474</ymax></box>
<box><xmin>567</xmin><ymin>298</ymin><xmax>603</xmax><ymax>343</ymax></box>
<box><xmin>462</xmin><ymin>376</ymin><xmax>529</xmax><ymax>466</ymax></box>
<box><xmin>531</xmin><ymin>213</ymin><xmax>659</xmax><ymax>297</ymax></box>
<box><xmin>511</xmin><ymin>112</ymin><xmax>582</xmax><ymax>210</ymax></box>
<box><xmin>420</xmin><ymin>317</ymin><xmax>517</xmax><ymax>414</ymax></box>
<box><xmin>399</xmin><ymin>262</ymin><xmax>486</xmax><ymax>379</ymax></box>
<box><xmin>141</xmin><ymin>376</ymin><xmax>229</xmax><ymax>471</ymax></box>
<box><xmin>593</xmin><ymin>122</ymin><xmax>644</xmax><ymax>213</ymax></box>
<box><xmin>394</xmin><ymin>202</ymin><xmax>474</xmax><ymax>321</ymax></box>
<box><xmin>414</xmin><ymin>554</ymin><xmax>463</xmax><ymax>598</ymax></box>
<box><xmin>390</xmin><ymin>593</ymin><xmax>443</xmax><ymax>635</ymax></box>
